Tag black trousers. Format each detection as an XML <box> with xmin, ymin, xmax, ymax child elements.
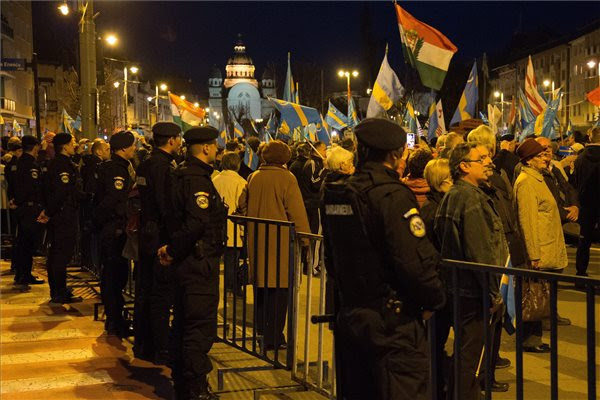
<box><xmin>46</xmin><ymin>212</ymin><xmax>78</xmax><ymax>300</ymax></box>
<box><xmin>13</xmin><ymin>208</ymin><xmax>44</xmax><ymax>284</ymax></box>
<box><xmin>447</xmin><ymin>297</ymin><xmax>484</xmax><ymax>400</ymax></box>
<box><xmin>133</xmin><ymin>250</ymin><xmax>156</xmax><ymax>357</ymax></box>
<box><xmin>576</xmin><ymin>205</ymin><xmax>600</xmax><ymax>276</ymax></box>
<box><xmin>100</xmin><ymin>228</ymin><xmax>129</xmax><ymax>329</ymax></box>
<box><xmin>170</xmin><ymin>255</ymin><xmax>220</xmax><ymax>391</ymax></box>
<box><xmin>336</xmin><ymin>307</ymin><xmax>429</xmax><ymax>400</ymax></box>
<box><xmin>150</xmin><ymin>258</ymin><xmax>175</xmax><ymax>355</ymax></box>
<box><xmin>255</xmin><ymin>287</ymin><xmax>288</xmax><ymax>349</ymax></box>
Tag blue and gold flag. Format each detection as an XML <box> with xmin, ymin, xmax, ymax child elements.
<box><xmin>283</xmin><ymin>52</ymin><xmax>297</xmax><ymax>103</ymax></box>
<box><xmin>450</xmin><ymin>61</ymin><xmax>478</xmax><ymax>125</ymax></box>
<box><xmin>244</xmin><ymin>146</ymin><xmax>258</xmax><ymax>170</ymax></box>
<box><xmin>367</xmin><ymin>50</ymin><xmax>404</xmax><ymax>118</ymax></box>
<box><xmin>270</xmin><ymin>98</ymin><xmax>330</xmax><ymax>145</ymax></box>
<box><xmin>233</xmin><ymin>119</ymin><xmax>244</xmax><ymax>139</ymax></box>
<box><xmin>325</xmin><ymin>101</ymin><xmax>348</xmax><ymax>130</ymax></box>
<box><xmin>348</xmin><ymin>96</ymin><xmax>360</xmax><ymax>128</ymax></box>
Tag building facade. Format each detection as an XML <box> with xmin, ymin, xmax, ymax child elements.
<box><xmin>208</xmin><ymin>35</ymin><xmax>276</xmax><ymax>127</ymax></box>
<box><xmin>490</xmin><ymin>24</ymin><xmax>600</xmax><ymax>130</ymax></box>
<box><xmin>1</xmin><ymin>0</ymin><xmax>34</xmax><ymax>136</ymax></box>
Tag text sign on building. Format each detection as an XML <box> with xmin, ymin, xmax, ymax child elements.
<box><xmin>1</xmin><ymin>58</ymin><xmax>26</xmax><ymax>71</ymax></box>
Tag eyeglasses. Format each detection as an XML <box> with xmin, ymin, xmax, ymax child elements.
<box><xmin>462</xmin><ymin>158</ymin><xmax>485</xmax><ymax>164</ymax></box>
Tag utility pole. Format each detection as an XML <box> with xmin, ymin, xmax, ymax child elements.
<box><xmin>79</xmin><ymin>0</ymin><xmax>97</xmax><ymax>139</ymax></box>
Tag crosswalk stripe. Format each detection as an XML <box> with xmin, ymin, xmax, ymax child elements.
<box><xmin>1</xmin><ymin>348</ymin><xmax>96</xmax><ymax>365</ymax></box>
<box><xmin>0</xmin><ymin>315</ymin><xmax>73</xmax><ymax>324</ymax></box>
<box><xmin>0</xmin><ymin>328</ymin><xmax>88</xmax><ymax>343</ymax></box>
<box><xmin>0</xmin><ymin>370</ymin><xmax>113</xmax><ymax>394</ymax></box>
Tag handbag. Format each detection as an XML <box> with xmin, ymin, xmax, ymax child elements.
<box><xmin>521</xmin><ymin>278</ymin><xmax>550</xmax><ymax>321</ymax></box>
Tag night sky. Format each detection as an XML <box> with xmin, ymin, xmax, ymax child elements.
<box><xmin>33</xmin><ymin>1</ymin><xmax>600</xmax><ymax>99</ymax></box>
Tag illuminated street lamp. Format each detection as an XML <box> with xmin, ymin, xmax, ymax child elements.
<box><xmin>58</xmin><ymin>2</ymin><xmax>69</xmax><ymax>16</ymax></box>
<box><xmin>155</xmin><ymin>83</ymin><xmax>168</xmax><ymax>122</ymax></box>
<box><xmin>587</xmin><ymin>59</ymin><xmax>600</xmax><ymax>87</ymax></box>
<box><xmin>113</xmin><ymin>81</ymin><xmax>120</xmax><ymax>88</ymax></box>
<box><xmin>159</xmin><ymin>83</ymin><xmax>168</xmax><ymax>92</ymax></box>
<box><xmin>193</xmin><ymin>102</ymin><xmax>199</xmax><ymax>108</ymax></box>
<box><xmin>180</xmin><ymin>95</ymin><xmax>186</xmax><ymax>101</ymax></box>
<box><xmin>105</xmin><ymin>34</ymin><xmax>118</xmax><ymax>47</ymax></box>
<box><xmin>338</xmin><ymin>69</ymin><xmax>359</xmax><ymax>104</ymax></box>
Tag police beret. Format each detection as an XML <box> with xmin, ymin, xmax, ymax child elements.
<box><xmin>53</xmin><ymin>133</ymin><xmax>73</xmax><ymax>146</ymax></box>
<box><xmin>184</xmin><ymin>126</ymin><xmax>218</xmax><ymax>145</ymax></box>
<box><xmin>109</xmin><ymin>131</ymin><xmax>135</xmax><ymax>150</ymax></box>
<box><xmin>21</xmin><ymin>135</ymin><xmax>39</xmax><ymax>147</ymax></box>
<box><xmin>354</xmin><ymin>118</ymin><xmax>407</xmax><ymax>151</ymax></box>
<box><xmin>7</xmin><ymin>141</ymin><xmax>22</xmax><ymax>151</ymax></box>
<box><xmin>152</xmin><ymin>122</ymin><xmax>181</xmax><ymax>137</ymax></box>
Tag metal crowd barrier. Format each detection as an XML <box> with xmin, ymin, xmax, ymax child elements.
<box><xmin>431</xmin><ymin>259</ymin><xmax>599</xmax><ymax>400</ymax></box>
<box><xmin>216</xmin><ymin>215</ymin><xmax>298</xmax><ymax>391</ymax></box>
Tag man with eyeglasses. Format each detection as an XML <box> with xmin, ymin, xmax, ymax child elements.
<box><xmin>434</xmin><ymin>142</ymin><xmax>507</xmax><ymax>400</ymax></box>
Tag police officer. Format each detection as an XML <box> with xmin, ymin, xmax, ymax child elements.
<box><xmin>133</xmin><ymin>122</ymin><xmax>182</xmax><ymax>364</ymax></box>
<box><xmin>12</xmin><ymin>135</ymin><xmax>47</xmax><ymax>288</ymax></box>
<box><xmin>157</xmin><ymin>127</ymin><xmax>226</xmax><ymax>400</ymax></box>
<box><xmin>95</xmin><ymin>131</ymin><xmax>136</xmax><ymax>337</ymax></box>
<box><xmin>5</xmin><ymin>138</ymin><xmax>22</xmax><ymax>274</ymax></box>
<box><xmin>321</xmin><ymin>118</ymin><xmax>446</xmax><ymax>400</ymax></box>
<box><xmin>45</xmin><ymin>133</ymin><xmax>83</xmax><ymax>304</ymax></box>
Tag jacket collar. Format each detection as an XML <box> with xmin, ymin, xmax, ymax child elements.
<box><xmin>522</xmin><ymin>165</ymin><xmax>544</xmax><ymax>182</ymax></box>
<box><xmin>112</xmin><ymin>154</ymin><xmax>131</xmax><ymax>168</ymax></box>
<box><xmin>186</xmin><ymin>155</ymin><xmax>214</xmax><ymax>174</ymax></box>
<box><xmin>258</xmin><ymin>164</ymin><xmax>287</xmax><ymax>171</ymax></box>
<box><xmin>359</xmin><ymin>161</ymin><xmax>400</xmax><ymax>181</ymax></box>
<box><xmin>152</xmin><ymin>148</ymin><xmax>175</xmax><ymax>162</ymax></box>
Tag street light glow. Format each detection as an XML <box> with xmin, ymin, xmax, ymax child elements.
<box><xmin>129</xmin><ymin>66</ymin><xmax>139</xmax><ymax>74</ymax></box>
<box><xmin>338</xmin><ymin>70</ymin><xmax>344</xmax><ymax>78</ymax></box>
<box><xmin>206</xmin><ymin>108</ymin><xmax>210</xmax><ymax>112</ymax></box>
<box><xmin>193</xmin><ymin>102</ymin><xmax>199</xmax><ymax>108</ymax></box>
<box><xmin>352</xmin><ymin>71</ymin><xmax>359</xmax><ymax>77</ymax></box>
<box><xmin>159</xmin><ymin>83</ymin><xmax>168</xmax><ymax>91</ymax></box>
<box><xmin>543</xmin><ymin>79</ymin><xmax>550</xmax><ymax>88</ymax></box>
<box><xmin>105</xmin><ymin>34</ymin><xmax>118</xmax><ymax>47</ymax></box>
<box><xmin>494</xmin><ymin>91</ymin><xmax>500</xmax><ymax>98</ymax></box>
<box><xmin>113</xmin><ymin>81</ymin><xmax>120</xmax><ymax>88</ymax></box>
<box><xmin>147</xmin><ymin>96</ymin><xmax>153</xmax><ymax>102</ymax></box>
<box><xmin>58</xmin><ymin>3</ymin><xmax>70</xmax><ymax>16</ymax></box>
<box><xmin>180</xmin><ymin>95</ymin><xmax>186</xmax><ymax>100</ymax></box>
<box><xmin>587</xmin><ymin>60</ymin><xmax>597</xmax><ymax>69</ymax></box>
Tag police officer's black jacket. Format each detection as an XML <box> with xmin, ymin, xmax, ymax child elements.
<box><xmin>136</xmin><ymin>148</ymin><xmax>179</xmax><ymax>244</ymax></box>
<box><xmin>321</xmin><ymin>161</ymin><xmax>445</xmax><ymax>314</ymax></box>
<box><xmin>573</xmin><ymin>144</ymin><xmax>600</xmax><ymax>208</ymax></box>
<box><xmin>5</xmin><ymin>155</ymin><xmax>19</xmax><ymax>200</ymax></box>
<box><xmin>13</xmin><ymin>152</ymin><xmax>45</xmax><ymax>211</ymax></box>
<box><xmin>80</xmin><ymin>154</ymin><xmax>102</xmax><ymax>195</ymax></box>
<box><xmin>300</xmin><ymin>156</ymin><xmax>326</xmax><ymax>209</ymax></box>
<box><xmin>94</xmin><ymin>154</ymin><xmax>132</xmax><ymax>228</ymax></box>
<box><xmin>44</xmin><ymin>153</ymin><xmax>80</xmax><ymax>218</ymax></box>
<box><xmin>166</xmin><ymin>156</ymin><xmax>227</xmax><ymax>262</ymax></box>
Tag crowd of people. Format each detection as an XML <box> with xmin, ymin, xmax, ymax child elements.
<box><xmin>0</xmin><ymin>119</ymin><xmax>599</xmax><ymax>400</ymax></box>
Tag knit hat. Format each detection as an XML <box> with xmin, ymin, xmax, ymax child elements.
<box><xmin>53</xmin><ymin>133</ymin><xmax>73</xmax><ymax>146</ymax></box>
<box><xmin>261</xmin><ymin>140</ymin><xmax>291</xmax><ymax>165</ymax></box>
<box><xmin>516</xmin><ymin>138</ymin><xmax>544</xmax><ymax>163</ymax></box>
<box><xmin>109</xmin><ymin>131</ymin><xmax>135</xmax><ymax>151</ymax></box>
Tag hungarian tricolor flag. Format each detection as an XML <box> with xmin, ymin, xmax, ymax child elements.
<box><xmin>169</xmin><ymin>93</ymin><xmax>205</xmax><ymax>130</ymax></box>
<box><xmin>395</xmin><ymin>4</ymin><xmax>457</xmax><ymax>90</ymax></box>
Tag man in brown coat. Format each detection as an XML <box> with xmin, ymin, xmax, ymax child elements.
<box><xmin>238</xmin><ymin>140</ymin><xmax>310</xmax><ymax>351</ymax></box>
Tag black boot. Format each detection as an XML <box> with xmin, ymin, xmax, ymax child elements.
<box><xmin>188</xmin><ymin>379</ymin><xmax>219</xmax><ymax>400</ymax></box>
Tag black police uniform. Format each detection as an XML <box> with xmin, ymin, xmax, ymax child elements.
<box><xmin>164</xmin><ymin>128</ymin><xmax>226</xmax><ymax>399</ymax></box>
<box><xmin>321</xmin><ymin>118</ymin><xmax>446</xmax><ymax>400</ymax></box>
<box><xmin>80</xmin><ymin>153</ymin><xmax>103</xmax><ymax>274</ymax></box>
<box><xmin>133</xmin><ymin>122</ymin><xmax>181</xmax><ymax>362</ymax></box>
<box><xmin>45</xmin><ymin>150</ymin><xmax>82</xmax><ymax>302</ymax></box>
<box><xmin>5</xmin><ymin>154</ymin><xmax>20</xmax><ymax>270</ymax></box>
<box><xmin>12</xmin><ymin>151</ymin><xmax>46</xmax><ymax>285</ymax></box>
<box><xmin>95</xmin><ymin>153</ymin><xmax>133</xmax><ymax>335</ymax></box>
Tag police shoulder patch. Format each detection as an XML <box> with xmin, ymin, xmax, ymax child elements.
<box><xmin>60</xmin><ymin>172</ymin><xmax>70</xmax><ymax>184</ymax></box>
<box><xmin>136</xmin><ymin>176</ymin><xmax>147</xmax><ymax>186</ymax></box>
<box><xmin>409</xmin><ymin>215</ymin><xmax>426</xmax><ymax>238</ymax></box>
<box><xmin>31</xmin><ymin>169</ymin><xmax>39</xmax><ymax>179</ymax></box>
<box><xmin>194</xmin><ymin>191</ymin><xmax>209</xmax><ymax>209</ymax></box>
<box><xmin>114</xmin><ymin>177</ymin><xmax>125</xmax><ymax>190</ymax></box>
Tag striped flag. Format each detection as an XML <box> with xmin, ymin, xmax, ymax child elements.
<box><xmin>215</xmin><ymin>118</ymin><xmax>228</xmax><ymax>148</ymax></box>
<box><xmin>565</xmin><ymin>120</ymin><xmax>573</xmax><ymax>137</ymax></box>
<box><xmin>283</xmin><ymin>52</ymin><xmax>297</xmax><ymax>103</ymax></box>
<box><xmin>508</xmin><ymin>96</ymin><xmax>517</xmax><ymax>129</ymax></box>
<box><xmin>367</xmin><ymin>50</ymin><xmax>404</xmax><ymax>118</ymax></box>
<box><xmin>395</xmin><ymin>4</ymin><xmax>457</xmax><ymax>90</ymax></box>
<box><xmin>534</xmin><ymin>89</ymin><xmax>562</xmax><ymax>139</ymax></box>
<box><xmin>404</xmin><ymin>100</ymin><xmax>418</xmax><ymax>134</ymax></box>
<box><xmin>499</xmin><ymin>257</ymin><xmax>516</xmax><ymax>334</ymax></box>
<box><xmin>348</xmin><ymin>96</ymin><xmax>360</xmax><ymax>128</ymax></box>
<box><xmin>269</xmin><ymin>97</ymin><xmax>330</xmax><ymax>144</ymax></box>
<box><xmin>169</xmin><ymin>93</ymin><xmax>205</xmax><ymax>129</ymax></box>
<box><xmin>427</xmin><ymin>100</ymin><xmax>445</xmax><ymax>141</ymax></box>
<box><xmin>233</xmin><ymin>119</ymin><xmax>244</xmax><ymax>139</ymax></box>
<box><xmin>325</xmin><ymin>101</ymin><xmax>348</xmax><ymax>130</ymax></box>
<box><xmin>450</xmin><ymin>62</ymin><xmax>478</xmax><ymax>125</ymax></box>
<box><xmin>586</xmin><ymin>86</ymin><xmax>600</xmax><ymax>107</ymax></box>
<box><xmin>525</xmin><ymin>56</ymin><xmax>547</xmax><ymax>116</ymax></box>
<box><xmin>244</xmin><ymin>146</ymin><xmax>258</xmax><ymax>170</ymax></box>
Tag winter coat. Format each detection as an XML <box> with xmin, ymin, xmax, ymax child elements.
<box><xmin>573</xmin><ymin>144</ymin><xmax>600</xmax><ymax>209</ymax></box>
<box><xmin>237</xmin><ymin>165</ymin><xmax>310</xmax><ymax>288</ymax></box>
<box><xmin>402</xmin><ymin>176</ymin><xmax>430</xmax><ymax>208</ymax></box>
<box><xmin>212</xmin><ymin>170</ymin><xmax>247</xmax><ymax>248</ymax></box>
<box><xmin>513</xmin><ymin>166</ymin><xmax>568</xmax><ymax>270</ymax></box>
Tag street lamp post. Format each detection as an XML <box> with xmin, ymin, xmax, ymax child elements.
<box><xmin>79</xmin><ymin>1</ymin><xmax>97</xmax><ymax>139</ymax></box>
<box><xmin>338</xmin><ymin>69</ymin><xmax>359</xmax><ymax>106</ymax></box>
<box><xmin>122</xmin><ymin>66</ymin><xmax>139</xmax><ymax>128</ymax></box>
<box><xmin>587</xmin><ymin>60</ymin><xmax>600</xmax><ymax>87</ymax></box>
<box><xmin>494</xmin><ymin>90</ymin><xmax>504</xmax><ymax>128</ymax></box>
<box><xmin>155</xmin><ymin>83</ymin><xmax>168</xmax><ymax>123</ymax></box>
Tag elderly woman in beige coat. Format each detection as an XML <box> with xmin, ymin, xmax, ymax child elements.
<box><xmin>513</xmin><ymin>138</ymin><xmax>568</xmax><ymax>353</ymax></box>
<box><xmin>237</xmin><ymin>140</ymin><xmax>310</xmax><ymax>351</ymax></box>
